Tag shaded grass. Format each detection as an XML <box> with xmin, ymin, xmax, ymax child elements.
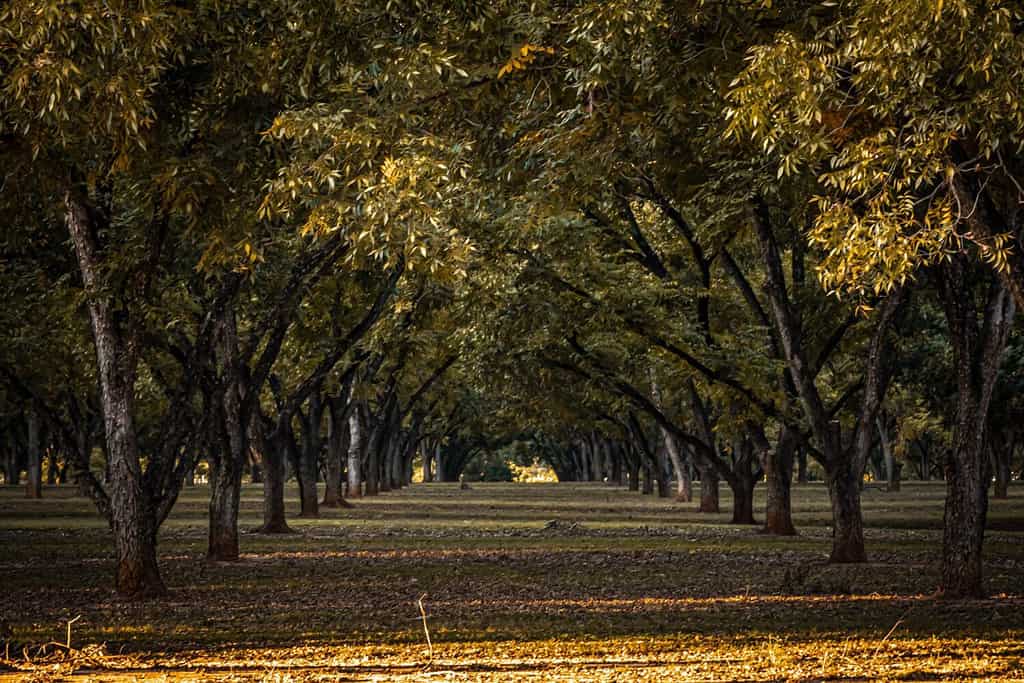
<box><xmin>0</xmin><ymin>481</ymin><xmax>1022</xmax><ymax>680</ymax></box>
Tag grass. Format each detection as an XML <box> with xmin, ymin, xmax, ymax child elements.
<box><xmin>0</xmin><ymin>481</ymin><xmax>1022</xmax><ymax>680</ymax></box>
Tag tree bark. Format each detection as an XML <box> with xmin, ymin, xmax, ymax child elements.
<box><xmin>294</xmin><ymin>395</ymin><xmax>323</xmax><ymax>517</ymax></box>
<box><xmin>323</xmin><ymin>396</ymin><xmax>351</xmax><ymax>507</ymax></box>
<box><xmin>796</xmin><ymin>446</ymin><xmax>808</xmax><ymax>483</ymax></box>
<box><xmin>626</xmin><ymin>448</ymin><xmax>640</xmax><ymax>492</ymax></box>
<box><xmin>609</xmin><ymin>442</ymin><xmax>624</xmax><ymax>485</ymax></box>
<box><xmin>434</xmin><ymin>442</ymin><xmax>447</xmax><ymax>482</ymax></box>
<box><xmin>991</xmin><ymin>442</ymin><xmax>1011</xmax><ymax>500</ymax></box>
<box><xmin>877</xmin><ymin>415</ymin><xmax>898</xmax><ymax>490</ymax></box>
<box><xmin>46</xmin><ymin>448</ymin><xmax>59</xmax><ymax>485</ymax></box>
<box><xmin>3</xmin><ymin>449</ymin><xmax>18</xmax><ymax>486</ymax></box>
<box><xmin>761</xmin><ymin>429</ymin><xmax>797</xmax><ymax>535</ymax></box>
<box><xmin>753</xmin><ymin>203</ymin><xmax>903</xmax><ymax>563</ymax></box>
<box><xmin>661</xmin><ymin>432</ymin><xmax>691</xmax><ymax>502</ymax></box>
<box><xmin>294</xmin><ymin>396</ymin><xmax>323</xmax><ymax>517</ymax></box>
<box><xmin>25</xmin><ymin>408</ymin><xmax>41</xmax><ymax>499</ymax></box>
<box><xmin>698</xmin><ymin>464</ymin><xmax>719</xmax><ymax>513</ymax></box>
<box><xmin>207</xmin><ymin>454</ymin><xmax>242</xmax><ymax>561</ymax></box>
<box><xmin>641</xmin><ymin>459</ymin><xmax>654</xmax><ymax>494</ymax></box>
<box><xmin>67</xmin><ymin>191</ymin><xmax>167</xmax><ymax>597</ymax></box>
<box><xmin>729</xmin><ymin>437</ymin><xmax>758</xmax><ymax>525</ymax></box>
<box><xmin>422</xmin><ymin>440</ymin><xmax>434</xmax><ymax>482</ymax></box>
<box><xmin>364</xmin><ymin>413</ymin><xmax>382</xmax><ymax>496</ymax></box>
<box><xmin>825</xmin><ymin>457</ymin><xmax>866</xmax><ymax>562</ymax></box>
<box><xmin>252</xmin><ymin>416</ymin><xmax>291</xmax><ymax>533</ymax></box>
<box><xmin>346</xmin><ymin>404</ymin><xmax>365</xmax><ymax>498</ymax></box>
<box><xmin>207</xmin><ymin>310</ymin><xmax>247</xmax><ymax>561</ymax></box>
<box><xmin>731</xmin><ymin>476</ymin><xmax>756</xmax><ymax>525</ymax></box>
<box><xmin>655</xmin><ymin>444</ymin><xmax>671</xmax><ymax>498</ymax></box>
<box><xmin>937</xmin><ymin>262</ymin><xmax>1013</xmax><ymax>598</ymax></box>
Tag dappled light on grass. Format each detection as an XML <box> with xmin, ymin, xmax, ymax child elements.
<box><xmin>2</xmin><ymin>482</ymin><xmax>1022</xmax><ymax>680</ymax></box>
<box><xmin>5</xmin><ymin>635</ymin><xmax>1022</xmax><ymax>681</ymax></box>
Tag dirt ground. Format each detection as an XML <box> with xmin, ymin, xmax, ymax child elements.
<box><xmin>1</xmin><ymin>481</ymin><xmax>1022</xmax><ymax>681</ymax></box>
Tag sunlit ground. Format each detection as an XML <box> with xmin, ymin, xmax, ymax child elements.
<box><xmin>1</xmin><ymin>481</ymin><xmax>1022</xmax><ymax>680</ymax></box>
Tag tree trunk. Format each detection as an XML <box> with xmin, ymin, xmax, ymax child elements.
<box><xmin>250</xmin><ymin>462</ymin><xmax>262</xmax><ymax>484</ymax></box>
<box><xmin>942</xmin><ymin>405</ymin><xmax>990</xmax><ymax>597</ymax></box>
<box><xmin>641</xmin><ymin>459</ymin><xmax>654</xmax><ymax>494</ymax></box>
<box><xmin>46</xmin><ymin>448</ymin><xmax>58</xmax><ymax>485</ymax></box>
<box><xmin>379</xmin><ymin>436</ymin><xmax>394</xmax><ymax>492</ymax></box>
<box><xmin>67</xmin><ymin>190</ymin><xmax>167</xmax><ymax>598</ymax></box>
<box><xmin>662</xmin><ymin>432</ymin><xmax>692</xmax><ymax>502</ymax></box>
<box><xmin>654</xmin><ymin>445</ymin><xmax>671</xmax><ymax>498</ymax></box>
<box><xmin>729</xmin><ymin>438</ymin><xmax>758</xmax><ymax>525</ymax></box>
<box><xmin>116</xmin><ymin>510</ymin><xmax>164</xmax><ymax>599</ymax></box>
<box><xmin>590</xmin><ymin>435</ymin><xmax>603</xmax><ymax>482</ymax></box>
<box><xmin>422</xmin><ymin>441</ymin><xmax>434</xmax><ymax>482</ymax></box>
<box><xmin>762</xmin><ymin>428</ymin><xmax>797</xmax><ymax>535</ymax></box>
<box><xmin>796</xmin><ymin>445</ymin><xmax>808</xmax><ymax>483</ymax></box>
<box><xmin>730</xmin><ymin>476</ymin><xmax>756</xmax><ymax>525</ymax></box>
<box><xmin>364</xmin><ymin>412</ymin><xmax>383</xmax><ymax>496</ymax></box>
<box><xmin>825</xmin><ymin>459</ymin><xmax>866</xmax><ymax>563</ymax></box>
<box><xmin>435</xmin><ymin>443</ymin><xmax>447</xmax><ymax>482</ymax></box>
<box><xmin>627</xmin><ymin>451</ymin><xmax>640</xmax><ymax>492</ymax></box>
<box><xmin>323</xmin><ymin>397</ymin><xmax>350</xmax><ymax>507</ymax></box>
<box><xmin>877</xmin><ymin>416</ymin><xmax>898</xmax><ymax>490</ymax></box>
<box><xmin>207</xmin><ymin>454</ymin><xmax>242</xmax><ymax>561</ymax></box>
<box><xmin>253</xmin><ymin>417</ymin><xmax>291</xmax><ymax>533</ymax></box>
<box><xmin>25</xmin><ymin>408</ymin><xmax>41</xmax><ymax>499</ymax></box>
<box><xmin>991</xmin><ymin>443</ymin><xmax>1011</xmax><ymax>500</ymax></box>
<box><xmin>295</xmin><ymin>395</ymin><xmax>323</xmax><ymax>517</ymax></box>
<box><xmin>698</xmin><ymin>464</ymin><xmax>719</xmax><ymax>513</ymax></box>
<box><xmin>346</xmin><ymin>405</ymin><xmax>365</xmax><ymax>498</ymax></box>
<box><xmin>4</xmin><ymin>450</ymin><xmax>18</xmax><ymax>486</ymax></box>
<box><xmin>937</xmin><ymin>262</ymin><xmax>1013</xmax><ymax>598</ymax></box>
<box><xmin>207</xmin><ymin>310</ymin><xmax>247</xmax><ymax>562</ymax></box>
<box><xmin>609</xmin><ymin>443</ymin><xmax>624</xmax><ymax>486</ymax></box>
<box><xmin>890</xmin><ymin>462</ymin><xmax>903</xmax><ymax>492</ymax></box>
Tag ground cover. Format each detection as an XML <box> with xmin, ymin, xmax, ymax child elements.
<box><xmin>1</xmin><ymin>482</ymin><xmax>1021</xmax><ymax>681</ymax></box>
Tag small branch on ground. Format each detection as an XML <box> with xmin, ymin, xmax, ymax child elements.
<box><xmin>418</xmin><ymin>593</ymin><xmax>433</xmax><ymax>670</ymax></box>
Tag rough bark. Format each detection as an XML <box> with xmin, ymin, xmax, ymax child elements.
<box><xmin>323</xmin><ymin>395</ymin><xmax>351</xmax><ymax>507</ymax></box>
<box><xmin>364</xmin><ymin>414</ymin><xmax>382</xmax><ymax>496</ymax></box>
<box><xmin>434</xmin><ymin>442</ymin><xmax>447</xmax><ymax>482</ymax></box>
<box><xmin>25</xmin><ymin>408</ymin><xmax>41</xmax><ymax>499</ymax></box>
<box><xmin>654</xmin><ymin>445</ymin><xmax>671</xmax><ymax>498</ymax></box>
<box><xmin>729</xmin><ymin>438</ymin><xmax>758</xmax><ymax>525</ymax></box>
<box><xmin>66</xmin><ymin>190</ymin><xmax>167</xmax><ymax>597</ymax></box>
<box><xmin>252</xmin><ymin>416</ymin><xmax>291</xmax><ymax>533</ymax></box>
<box><xmin>762</xmin><ymin>429</ymin><xmax>797</xmax><ymax>535</ymax></box>
<box><xmin>650</xmin><ymin>380</ymin><xmax>691</xmax><ymax>501</ymax></box>
<box><xmin>825</xmin><ymin>457</ymin><xmax>866</xmax><ymax>562</ymax></box>
<box><xmin>422</xmin><ymin>440</ymin><xmax>434</xmax><ymax>482</ymax></box>
<box><xmin>991</xmin><ymin>441</ymin><xmax>1011</xmax><ymax>500</ymax></box>
<box><xmin>661</xmin><ymin>426</ymin><xmax>691</xmax><ymax>500</ymax></box>
<box><xmin>877</xmin><ymin>416</ymin><xmax>899</xmax><ymax>490</ymax></box>
<box><xmin>641</xmin><ymin>459</ymin><xmax>655</xmax><ymax>494</ymax></box>
<box><xmin>207</xmin><ymin>311</ymin><xmax>246</xmax><ymax>562</ymax></box>
<box><xmin>46</xmin><ymin>449</ymin><xmax>59</xmax><ymax>485</ymax></box>
<box><xmin>346</xmin><ymin>405</ymin><xmax>365</xmax><ymax>498</ymax></box>
<box><xmin>3</xmin><ymin>450</ymin><xmax>18</xmax><ymax>486</ymax></box>
<box><xmin>796</xmin><ymin>446</ymin><xmax>808</xmax><ymax>483</ymax></box>
<box><xmin>295</xmin><ymin>394</ymin><xmax>323</xmax><ymax>518</ymax></box>
<box><xmin>754</xmin><ymin>203</ymin><xmax>905</xmax><ymax>562</ymax></box>
<box><xmin>627</xmin><ymin>449</ymin><xmax>640</xmax><ymax>492</ymax></box>
<box><xmin>207</xmin><ymin>453</ymin><xmax>242</xmax><ymax>561</ymax></box>
<box><xmin>699</xmin><ymin>464</ymin><xmax>720</xmax><ymax>513</ymax></box>
<box><xmin>609</xmin><ymin>442</ymin><xmax>624</xmax><ymax>486</ymax></box>
<box><xmin>937</xmin><ymin>262</ymin><xmax>1013</xmax><ymax>598</ymax></box>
